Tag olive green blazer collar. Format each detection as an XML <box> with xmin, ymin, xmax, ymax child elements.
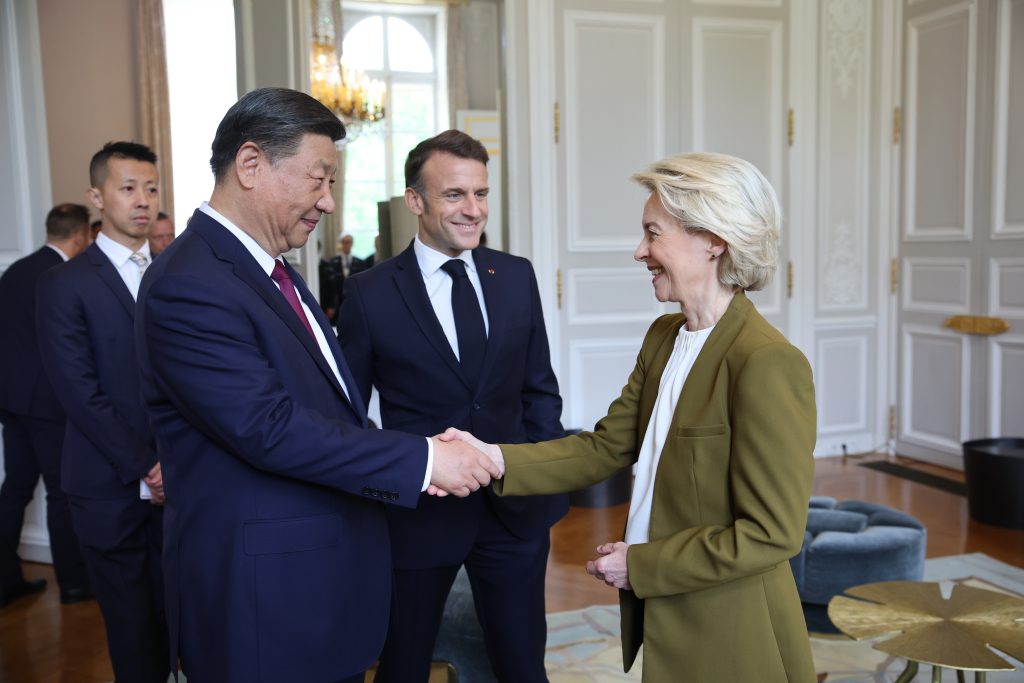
<box><xmin>636</xmin><ymin>291</ymin><xmax>754</xmax><ymax>436</ymax></box>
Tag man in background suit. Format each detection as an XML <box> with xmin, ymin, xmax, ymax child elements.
<box><xmin>351</xmin><ymin>233</ymin><xmax>380</xmax><ymax>274</ymax></box>
<box><xmin>334</xmin><ymin>234</ymin><xmax>359</xmax><ymax>278</ymax></box>
<box><xmin>340</xmin><ymin>130</ymin><xmax>567</xmax><ymax>682</ymax></box>
<box><xmin>323</xmin><ymin>233</ymin><xmax>357</xmax><ymax>325</ymax></box>
<box><xmin>0</xmin><ymin>203</ymin><xmax>92</xmax><ymax>608</ymax></box>
<box><xmin>148</xmin><ymin>211</ymin><xmax>175</xmax><ymax>258</ymax></box>
<box><xmin>330</xmin><ymin>233</ymin><xmax>358</xmax><ymax>321</ymax></box>
<box><xmin>135</xmin><ymin>88</ymin><xmax>500</xmax><ymax>683</ymax></box>
<box><xmin>37</xmin><ymin>142</ymin><xmax>169</xmax><ymax>683</ymax></box>
<box><xmin>317</xmin><ymin>239</ymin><xmax>337</xmax><ymax>321</ymax></box>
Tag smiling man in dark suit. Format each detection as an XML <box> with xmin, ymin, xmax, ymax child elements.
<box><xmin>339</xmin><ymin>130</ymin><xmax>567</xmax><ymax>682</ymax></box>
<box><xmin>134</xmin><ymin>88</ymin><xmax>501</xmax><ymax>683</ymax></box>
<box><xmin>37</xmin><ymin>142</ymin><xmax>169</xmax><ymax>683</ymax></box>
<box><xmin>0</xmin><ymin>203</ymin><xmax>92</xmax><ymax>608</ymax></box>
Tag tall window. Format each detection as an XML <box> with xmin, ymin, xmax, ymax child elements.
<box><xmin>163</xmin><ymin>0</ymin><xmax>237</xmax><ymax>231</ymax></box>
<box><xmin>341</xmin><ymin>4</ymin><xmax>447</xmax><ymax>259</ymax></box>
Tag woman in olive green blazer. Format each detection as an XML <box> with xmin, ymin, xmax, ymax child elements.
<box><xmin>445</xmin><ymin>153</ymin><xmax>817</xmax><ymax>682</ymax></box>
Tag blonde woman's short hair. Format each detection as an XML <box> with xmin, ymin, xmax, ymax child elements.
<box><xmin>632</xmin><ymin>152</ymin><xmax>780</xmax><ymax>291</ymax></box>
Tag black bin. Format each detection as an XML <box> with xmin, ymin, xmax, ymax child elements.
<box><xmin>963</xmin><ymin>437</ymin><xmax>1024</xmax><ymax>529</ymax></box>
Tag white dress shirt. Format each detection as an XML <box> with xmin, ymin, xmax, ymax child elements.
<box><xmin>413</xmin><ymin>234</ymin><xmax>490</xmax><ymax>361</ymax></box>
<box><xmin>624</xmin><ymin>323</ymin><xmax>715</xmax><ymax>544</ymax></box>
<box><xmin>95</xmin><ymin>231</ymin><xmax>151</xmax><ymax>301</ymax></box>
<box><xmin>199</xmin><ymin>203</ymin><xmax>434</xmax><ymax>490</ymax></box>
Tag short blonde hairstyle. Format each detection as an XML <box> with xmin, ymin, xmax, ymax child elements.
<box><xmin>632</xmin><ymin>152</ymin><xmax>780</xmax><ymax>291</ymax></box>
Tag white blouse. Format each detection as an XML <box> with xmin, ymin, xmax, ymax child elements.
<box><xmin>624</xmin><ymin>323</ymin><xmax>715</xmax><ymax>544</ymax></box>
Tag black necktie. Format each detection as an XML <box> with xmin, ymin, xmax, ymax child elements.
<box><xmin>441</xmin><ymin>259</ymin><xmax>486</xmax><ymax>387</ymax></box>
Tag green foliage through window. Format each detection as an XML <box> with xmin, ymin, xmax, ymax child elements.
<box><xmin>340</xmin><ymin>6</ymin><xmax>446</xmax><ymax>260</ymax></box>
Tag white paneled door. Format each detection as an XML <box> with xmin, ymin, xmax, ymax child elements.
<box><xmin>810</xmin><ymin>0</ymin><xmax>890</xmax><ymax>458</ymax></box>
<box><xmin>895</xmin><ymin>0</ymin><xmax>1024</xmax><ymax>468</ymax></box>
<box><xmin>541</xmin><ymin>0</ymin><xmax>791</xmax><ymax>431</ymax></box>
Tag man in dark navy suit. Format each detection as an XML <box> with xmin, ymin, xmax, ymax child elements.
<box><xmin>340</xmin><ymin>130</ymin><xmax>567</xmax><ymax>683</ymax></box>
<box><xmin>148</xmin><ymin>211</ymin><xmax>175</xmax><ymax>258</ymax></box>
<box><xmin>322</xmin><ymin>232</ymin><xmax>358</xmax><ymax>325</ymax></box>
<box><xmin>37</xmin><ymin>142</ymin><xmax>169</xmax><ymax>683</ymax></box>
<box><xmin>134</xmin><ymin>88</ymin><xmax>500</xmax><ymax>683</ymax></box>
<box><xmin>0</xmin><ymin>203</ymin><xmax>93</xmax><ymax>608</ymax></box>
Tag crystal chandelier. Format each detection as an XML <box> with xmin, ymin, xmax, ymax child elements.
<box><xmin>310</xmin><ymin>0</ymin><xmax>385</xmax><ymax>142</ymax></box>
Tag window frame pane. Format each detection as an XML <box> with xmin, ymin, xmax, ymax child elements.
<box><xmin>339</xmin><ymin>2</ymin><xmax>447</xmax><ymax>249</ymax></box>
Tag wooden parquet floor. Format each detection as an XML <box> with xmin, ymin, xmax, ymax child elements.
<box><xmin>1</xmin><ymin>453</ymin><xmax>1021</xmax><ymax>682</ymax></box>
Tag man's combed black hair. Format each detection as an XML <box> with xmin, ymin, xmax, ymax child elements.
<box><xmin>209</xmin><ymin>87</ymin><xmax>346</xmax><ymax>181</ymax></box>
<box><xmin>89</xmin><ymin>141</ymin><xmax>157</xmax><ymax>188</ymax></box>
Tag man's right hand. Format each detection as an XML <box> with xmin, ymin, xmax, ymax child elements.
<box><xmin>429</xmin><ymin>436</ymin><xmax>503</xmax><ymax>498</ymax></box>
<box><xmin>438</xmin><ymin>428</ymin><xmax>504</xmax><ymax>475</ymax></box>
<box><xmin>145</xmin><ymin>462</ymin><xmax>166</xmax><ymax>505</ymax></box>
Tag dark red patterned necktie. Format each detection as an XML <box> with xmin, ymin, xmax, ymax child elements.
<box><xmin>271</xmin><ymin>259</ymin><xmax>316</xmax><ymax>340</ymax></box>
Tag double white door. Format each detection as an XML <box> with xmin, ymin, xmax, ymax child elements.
<box><xmin>895</xmin><ymin>0</ymin><xmax>1024</xmax><ymax>467</ymax></box>
<box><xmin>530</xmin><ymin>0</ymin><xmax>1023</xmax><ymax>462</ymax></box>
<box><xmin>536</xmin><ymin>0</ymin><xmax>791</xmax><ymax>432</ymax></box>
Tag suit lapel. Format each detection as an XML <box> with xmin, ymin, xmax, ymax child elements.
<box><xmin>636</xmin><ymin>316</ymin><xmax>684</xmax><ymax>437</ymax></box>
<box><xmin>291</xmin><ymin>261</ymin><xmax>367</xmax><ymax>424</ymax></box>
<box><xmin>671</xmin><ymin>291</ymin><xmax>751</xmax><ymax>425</ymax></box>
<box><xmin>190</xmin><ymin>212</ymin><xmax>361</xmax><ymax>418</ymax></box>
<box><xmin>636</xmin><ymin>293</ymin><xmax>753</xmax><ymax>433</ymax></box>
<box><xmin>472</xmin><ymin>249</ymin><xmax>502</xmax><ymax>387</ymax></box>
<box><xmin>87</xmin><ymin>243</ymin><xmax>136</xmax><ymax>319</ymax></box>
<box><xmin>393</xmin><ymin>245</ymin><xmax>472</xmax><ymax>389</ymax></box>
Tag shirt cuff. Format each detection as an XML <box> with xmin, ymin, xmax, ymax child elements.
<box><xmin>420</xmin><ymin>436</ymin><xmax>434</xmax><ymax>492</ymax></box>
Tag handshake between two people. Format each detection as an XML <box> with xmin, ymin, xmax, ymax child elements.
<box><xmin>426</xmin><ymin>428</ymin><xmax>633</xmax><ymax>590</ymax></box>
<box><xmin>427</xmin><ymin>428</ymin><xmax>504</xmax><ymax>498</ymax></box>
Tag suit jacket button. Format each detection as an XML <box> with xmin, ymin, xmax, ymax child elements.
<box><xmin>473</xmin><ymin>402</ymin><xmax>481</xmax><ymax>411</ymax></box>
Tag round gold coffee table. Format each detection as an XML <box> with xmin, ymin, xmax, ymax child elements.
<box><xmin>828</xmin><ymin>581</ymin><xmax>1024</xmax><ymax>682</ymax></box>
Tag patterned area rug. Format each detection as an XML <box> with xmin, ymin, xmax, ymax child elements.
<box><xmin>543</xmin><ymin>553</ymin><xmax>1024</xmax><ymax>682</ymax></box>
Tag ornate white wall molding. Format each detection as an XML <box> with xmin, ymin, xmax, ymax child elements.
<box><xmin>822</xmin><ymin>221</ymin><xmax>863</xmax><ymax>307</ymax></box>
<box><xmin>825</xmin><ymin>0</ymin><xmax>867</xmax><ymax>100</ymax></box>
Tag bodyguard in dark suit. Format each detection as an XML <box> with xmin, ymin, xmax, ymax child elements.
<box><xmin>324</xmin><ymin>233</ymin><xmax>358</xmax><ymax>324</ymax></box>
<box><xmin>0</xmin><ymin>203</ymin><xmax>92</xmax><ymax>607</ymax></box>
<box><xmin>134</xmin><ymin>88</ymin><xmax>500</xmax><ymax>683</ymax></box>
<box><xmin>340</xmin><ymin>130</ymin><xmax>567</xmax><ymax>683</ymax></box>
<box><xmin>37</xmin><ymin>142</ymin><xmax>169</xmax><ymax>683</ymax></box>
<box><xmin>318</xmin><ymin>242</ymin><xmax>339</xmax><ymax>321</ymax></box>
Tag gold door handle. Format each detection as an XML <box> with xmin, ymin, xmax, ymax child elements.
<box><xmin>943</xmin><ymin>315</ymin><xmax>1010</xmax><ymax>335</ymax></box>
